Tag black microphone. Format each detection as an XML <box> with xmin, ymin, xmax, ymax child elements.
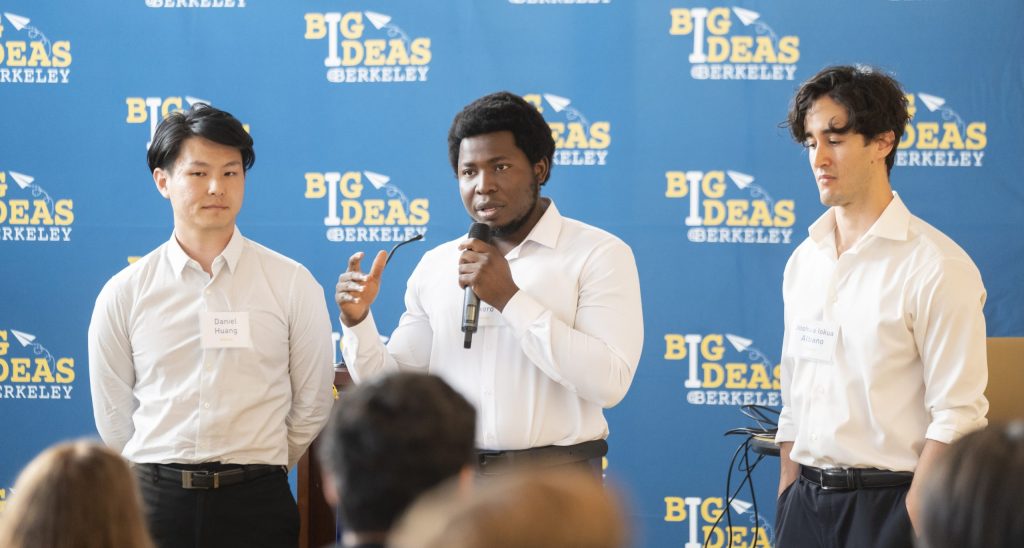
<box><xmin>462</xmin><ymin>222</ymin><xmax>491</xmax><ymax>349</ymax></box>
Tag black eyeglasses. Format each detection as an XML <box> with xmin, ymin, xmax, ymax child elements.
<box><xmin>385</xmin><ymin>233</ymin><xmax>425</xmax><ymax>266</ymax></box>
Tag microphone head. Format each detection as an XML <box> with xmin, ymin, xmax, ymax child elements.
<box><xmin>468</xmin><ymin>222</ymin><xmax>491</xmax><ymax>243</ymax></box>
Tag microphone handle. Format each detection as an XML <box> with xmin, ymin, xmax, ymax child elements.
<box><xmin>462</xmin><ymin>286</ymin><xmax>480</xmax><ymax>349</ymax></box>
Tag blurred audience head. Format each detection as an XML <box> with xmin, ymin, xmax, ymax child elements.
<box><xmin>390</xmin><ymin>467</ymin><xmax>629</xmax><ymax>548</ymax></box>
<box><xmin>918</xmin><ymin>421</ymin><xmax>1024</xmax><ymax>548</ymax></box>
<box><xmin>0</xmin><ymin>440</ymin><xmax>154</xmax><ymax>548</ymax></box>
<box><xmin>320</xmin><ymin>372</ymin><xmax>476</xmax><ymax>542</ymax></box>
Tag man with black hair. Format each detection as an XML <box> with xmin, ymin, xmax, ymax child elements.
<box><xmin>89</xmin><ymin>103</ymin><xmax>334</xmax><ymax>547</ymax></box>
<box><xmin>774</xmin><ymin>65</ymin><xmax>988</xmax><ymax>547</ymax></box>
<box><xmin>319</xmin><ymin>372</ymin><xmax>476</xmax><ymax>548</ymax></box>
<box><xmin>334</xmin><ymin>91</ymin><xmax>643</xmax><ymax>473</ymax></box>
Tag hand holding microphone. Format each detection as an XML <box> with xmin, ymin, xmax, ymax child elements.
<box><xmin>458</xmin><ymin>222</ymin><xmax>519</xmax><ymax>349</ymax></box>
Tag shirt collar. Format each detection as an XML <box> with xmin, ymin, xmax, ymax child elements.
<box><xmin>166</xmin><ymin>226</ymin><xmax>245</xmax><ymax>277</ymax></box>
<box><xmin>506</xmin><ymin>198</ymin><xmax>561</xmax><ymax>259</ymax></box>
<box><xmin>807</xmin><ymin>191</ymin><xmax>910</xmax><ymax>249</ymax></box>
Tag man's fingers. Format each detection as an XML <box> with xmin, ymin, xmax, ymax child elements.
<box><xmin>346</xmin><ymin>251</ymin><xmax>365</xmax><ymax>273</ymax></box>
<box><xmin>367</xmin><ymin>250</ymin><xmax>388</xmax><ymax>279</ymax></box>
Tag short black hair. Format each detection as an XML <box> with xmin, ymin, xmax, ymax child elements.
<box><xmin>786</xmin><ymin>65</ymin><xmax>909</xmax><ymax>174</ymax></box>
<box><xmin>146</xmin><ymin>103</ymin><xmax>254</xmax><ymax>174</ymax></box>
<box><xmin>919</xmin><ymin>422</ymin><xmax>1024</xmax><ymax>548</ymax></box>
<box><xmin>320</xmin><ymin>372</ymin><xmax>476</xmax><ymax>533</ymax></box>
<box><xmin>448</xmin><ymin>91</ymin><xmax>555</xmax><ymax>184</ymax></box>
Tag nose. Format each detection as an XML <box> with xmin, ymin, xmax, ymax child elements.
<box><xmin>475</xmin><ymin>170</ymin><xmax>497</xmax><ymax>194</ymax></box>
<box><xmin>207</xmin><ymin>176</ymin><xmax>224</xmax><ymax>196</ymax></box>
<box><xmin>811</xmin><ymin>144</ymin><xmax>830</xmax><ymax>169</ymax></box>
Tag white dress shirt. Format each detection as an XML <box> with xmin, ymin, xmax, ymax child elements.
<box><xmin>775</xmin><ymin>193</ymin><xmax>988</xmax><ymax>471</ymax></box>
<box><xmin>89</xmin><ymin>228</ymin><xmax>334</xmax><ymax>467</ymax></box>
<box><xmin>342</xmin><ymin>201</ymin><xmax>644</xmax><ymax>450</ymax></box>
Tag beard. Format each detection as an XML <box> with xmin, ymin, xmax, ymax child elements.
<box><xmin>491</xmin><ymin>180</ymin><xmax>539</xmax><ymax>239</ymax></box>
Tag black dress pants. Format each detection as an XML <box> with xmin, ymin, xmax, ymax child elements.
<box><xmin>136</xmin><ymin>464</ymin><xmax>299</xmax><ymax>548</ymax></box>
<box><xmin>775</xmin><ymin>475</ymin><xmax>913</xmax><ymax>548</ymax></box>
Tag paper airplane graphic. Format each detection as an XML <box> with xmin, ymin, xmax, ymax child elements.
<box><xmin>543</xmin><ymin>94</ymin><xmax>571</xmax><ymax>113</ymax></box>
<box><xmin>9</xmin><ymin>171</ymin><xmax>34</xmax><ymax>189</ymax></box>
<box><xmin>363</xmin><ymin>171</ymin><xmax>390</xmax><ymax>190</ymax></box>
<box><xmin>917</xmin><ymin>93</ymin><xmax>946</xmax><ymax>112</ymax></box>
<box><xmin>365</xmin><ymin>11</ymin><xmax>391</xmax><ymax>30</ymax></box>
<box><xmin>3</xmin><ymin>12</ymin><xmax>30</xmax><ymax>32</ymax></box>
<box><xmin>730</xmin><ymin>499</ymin><xmax>753</xmax><ymax>514</ymax></box>
<box><xmin>726</xmin><ymin>333</ymin><xmax>753</xmax><ymax>353</ymax></box>
<box><xmin>185</xmin><ymin>96</ymin><xmax>211</xmax><ymax>108</ymax></box>
<box><xmin>732</xmin><ymin>7</ymin><xmax>760</xmax><ymax>26</ymax></box>
<box><xmin>726</xmin><ymin>170</ymin><xmax>754</xmax><ymax>190</ymax></box>
<box><xmin>11</xmin><ymin>329</ymin><xmax>35</xmax><ymax>347</ymax></box>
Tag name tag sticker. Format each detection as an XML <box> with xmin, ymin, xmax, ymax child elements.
<box><xmin>200</xmin><ymin>311</ymin><xmax>252</xmax><ymax>349</ymax></box>
<box><xmin>789</xmin><ymin>320</ymin><xmax>839</xmax><ymax>363</ymax></box>
<box><xmin>476</xmin><ymin>304</ymin><xmax>505</xmax><ymax>327</ymax></box>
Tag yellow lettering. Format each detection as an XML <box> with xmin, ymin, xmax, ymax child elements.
<box><xmin>966</xmin><ymin>122</ymin><xmax>987</xmax><ymax>150</ymax></box>
<box><xmin>916</xmin><ymin>122</ymin><xmax>939</xmax><ymax>149</ymax></box>
<box><xmin>383</xmin><ymin>200</ymin><xmax>409</xmax><ymax>225</ymax></box>
<box><xmin>777</xmin><ymin>36</ymin><xmax>800</xmax><ymax>63</ymax></box>
<box><xmin>747</xmin><ymin>200</ymin><xmax>772</xmax><ymax>227</ymax></box>
<box><xmin>363</xmin><ymin>39</ymin><xmax>386</xmax><ymax>66</ymax></box>
<box><xmin>702</xmin><ymin>362</ymin><xmax>724</xmax><ymax>388</ymax></box>
<box><xmin>8</xmin><ymin>200</ymin><xmax>29</xmax><ymax>225</ymax></box>
<box><xmin>701</xmin><ymin>497</ymin><xmax>725</xmax><ymax>523</ymax></box>
<box><xmin>304</xmin><ymin>13</ymin><xmax>326</xmax><ymax>39</ymax></box>
<box><xmin>408</xmin><ymin>199</ymin><xmax>430</xmax><ymax>225</ymax></box>
<box><xmin>706</xmin><ymin>7</ymin><xmax>731</xmax><ymax>35</ymax></box>
<box><xmin>341</xmin><ymin>201</ymin><xmax>362</xmax><ymax>225</ymax></box>
<box><xmin>938</xmin><ymin>123</ymin><xmax>964</xmax><ymax>149</ymax></box>
<box><xmin>340</xmin><ymin>172</ymin><xmax>363</xmax><ymax>199</ymax></box>
<box><xmin>305</xmin><ymin>173</ymin><xmax>326</xmax><ymax>199</ymax></box>
<box><xmin>748</xmin><ymin>363</ymin><xmax>772</xmax><ymax>390</ymax></box>
<box><xmin>664</xmin><ymin>334</ymin><xmax>688</xmax><ymax>360</ymax></box>
<box><xmin>161</xmin><ymin>97</ymin><xmax>182</xmax><ymax>119</ymax></box>
<box><xmin>701</xmin><ymin>334</ymin><xmax>724</xmax><ymax>361</ymax></box>
<box><xmin>724</xmin><ymin>362</ymin><xmax>747</xmax><ymax>389</ymax></box>
<box><xmin>563</xmin><ymin>123</ymin><xmax>590</xmax><ymax>149</ymax></box>
<box><xmin>730</xmin><ymin>36</ymin><xmax>753</xmax><ymax>63</ymax></box>
<box><xmin>11</xmin><ymin>358</ymin><xmax>30</xmax><ymax>382</ymax></box>
<box><xmin>668</xmin><ymin>9</ymin><xmax>693</xmax><ymax>35</ymax></box>
<box><xmin>126</xmin><ymin>98</ymin><xmax>147</xmax><ymax>123</ymax></box>
<box><xmin>706</xmin><ymin>36</ymin><xmax>729</xmax><ymax>63</ymax></box>
<box><xmin>55</xmin><ymin>200</ymin><xmax>74</xmax><ymax>225</ymax></box>
<box><xmin>27</xmin><ymin>41</ymin><xmax>51</xmax><ymax>67</ymax></box>
<box><xmin>340</xmin><ymin>12</ymin><xmax>364</xmax><ymax>39</ymax></box>
<box><xmin>665</xmin><ymin>171</ymin><xmax>688</xmax><ymax>198</ymax></box>
<box><xmin>31</xmin><ymin>358</ymin><xmax>55</xmax><ymax>383</ymax></box>
<box><xmin>774</xmin><ymin>200</ymin><xmax>795</xmax><ymax>227</ymax></box>
<box><xmin>7</xmin><ymin>42</ymin><xmax>27</xmax><ymax>67</ymax></box>
<box><xmin>362</xmin><ymin>199</ymin><xmax>385</xmax><ymax>225</ymax></box>
<box><xmin>703</xmin><ymin>200</ymin><xmax>725</xmax><ymax>226</ymax></box>
<box><xmin>663</xmin><ymin>497</ymin><xmax>688</xmax><ymax>522</ymax></box>
<box><xmin>28</xmin><ymin>200</ymin><xmax>54</xmax><ymax>225</ymax></box>
<box><xmin>410</xmin><ymin>38</ymin><xmax>432</xmax><ymax>65</ymax></box>
<box><xmin>56</xmin><ymin>358</ymin><xmax>75</xmax><ymax>383</ymax></box>
<box><xmin>341</xmin><ymin>41</ymin><xmax>363</xmax><ymax>66</ymax></box>
<box><xmin>725</xmin><ymin>200</ymin><xmax>749</xmax><ymax>226</ymax></box>
<box><xmin>589</xmin><ymin>122</ymin><xmax>611</xmax><ymax>149</ymax></box>
<box><xmin>703</xmin><ymin>171</ymin><xmax>726</xmax><ymax>198</ymax></box>
<box><xmin>750</xmin><ymin>36</ymin><xmax>777</xmax><ymax>63</ymax></box>
<box><xmin>385</xmin><ymin>39</ymin><xmax>410</xmax><ymax>65</ymax></box>
<box><xmin>51</xmin><ymin>41</ymin><xmax>72</xmax><ymax>68</ymax></box>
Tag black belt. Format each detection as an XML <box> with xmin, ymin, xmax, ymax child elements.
<box><xmin>800</xmin><ymin>465</ymin><xmax>913</xmax><ymax>490</ymax></box>
<box><xmin>477</xmin><ymin>439</ymin><xmax>608</xmax><ymax>473</ymax></box>
<box><xmin>135</xmin><ymin>463</ymin><xmax>284</xmax><ymax>490</ymax></box>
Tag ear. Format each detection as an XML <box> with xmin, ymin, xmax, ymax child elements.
<box><xmin>320</xmin><ymin>468</ymin><xmax>339</xmax><ymax>507</ymax></box>
<box><xmin>532</xmin><ymin>157</ymin><xmax>550</xmax><ymax>185</ymax></box>
<box><xmin>153</xmin><ymin>168</ymin><xmax>171</xmax><ymax>199</ymax></box>
<box><xmin>874</xmin><ymin>130</ymin><xmax>896</xmax><ymax>162</ymax></box>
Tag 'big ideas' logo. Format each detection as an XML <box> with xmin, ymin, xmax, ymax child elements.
<box><xmin>0</xmin><ymin>12</ymin><xmax>72</xmax><ymax>85</ymax></box>
<box><xmin>304</xmin><ymin>11</ymin><xmax>431</xmax><ymax>84</ymax></box>
<box><xmin>305</xmin><ymin>170</ymin><xmax>430</xmax><ymax>243</ymax></box>
<box><xmin>669</xmin><ymin>7</ymin><xmax>798</xmax><ymax>81</ymax></box>
<box><xmin>0</xmin><ymin>171</ymin><xmax>74</xmax><ymax>243</ymax></box>
<box><xmin>897</xmin><ymin>92</ymin><xmax>987</xmax><ymax>168</ymax></box>
<box><xmin>665</xmin><ymin>170</ymin><xmax>795</xmax><ymax>244</ymax></box>
<box><xmin>523</xmin><ymin>93</ymin><xmax>611</xmax><ymax>167</ymax></box>
<box><xmin>125</xmin><ymin>96</ymin><xmax>250</xmax><ymax>149</ymax></box>
<box><xmin>0</xmin><ymin>329</ymin><xmax>76</xmax><ymax>400</ymax></box>
<box><xmin>664</xmin><ymin>495</ymin><xmax>774</xmax><ymax>548</ymax></box>
<box><xmin>145</xmin><ymin>0</ymin><xmax>246</xmax><ymax>8</ymax></box>
<box><xmin>665</xmin><ymin>332</ymin><xmax>780</xmax><ymax>406</ymax></box>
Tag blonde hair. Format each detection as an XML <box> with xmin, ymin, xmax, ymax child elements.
<box><xmin>0</xmin><ymin>440</ymin><xmax>155</xmax><ymax>548</ymax></box>
<box><xmin>392</xmin><ymin>468</ymin><xmax>630</xmax><ymax>548</ymax></box>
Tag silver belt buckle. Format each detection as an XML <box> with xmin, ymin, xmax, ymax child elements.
<box><xmin>181</xmin><ymin>470</ymin><xmax>218</xmax><ymax>489</ymax></box>
<box><xmin>818</xmin><ymin>468</ymin><xmax>840</xmax><ymax>491</ymax></box>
